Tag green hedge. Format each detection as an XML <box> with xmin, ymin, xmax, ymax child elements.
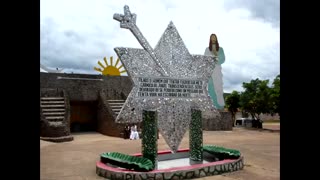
<box><xmin>100</xmin><ymin>152</ymin><xmax>154</xmax><ymax>171</ymax></box>
<box><xmin>203</xmin><ymin>145</ymin><xmax>241</xmax><ymax>160</ymax></box>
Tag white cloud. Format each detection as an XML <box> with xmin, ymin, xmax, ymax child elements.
<box><xmin>40</xmin><ymin>0</ymin><xmax>280</xmax><ymax>93</ymax></box>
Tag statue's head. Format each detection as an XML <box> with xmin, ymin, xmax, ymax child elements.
<box><xmin>209</xmin><ymin>34</ymin><xmax>219</xmax><ymax>51</ymax></box>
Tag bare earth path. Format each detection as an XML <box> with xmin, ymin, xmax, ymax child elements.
<box><xmin>40</xmin><ymin>127</ymin><xmax>280</xmax><ymax>180</ymax></box>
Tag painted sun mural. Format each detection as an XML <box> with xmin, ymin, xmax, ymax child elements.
<box><xmin>94</xmin><ymin>56</ymin><xmax>127</xmax><ymax>76</ymax></box>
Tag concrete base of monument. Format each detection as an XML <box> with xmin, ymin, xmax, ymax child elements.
<box><xmin>96</xmin><ymin>148</ymin><xmax>244</xmax><ymax>179</ymax></box>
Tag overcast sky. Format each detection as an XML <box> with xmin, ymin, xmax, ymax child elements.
<box><xmin>40</xmin><ymin>0</ymin><xmax>279</xmax><ymax>93</ymax></box>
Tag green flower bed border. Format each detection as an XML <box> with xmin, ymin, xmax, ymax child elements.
<box><xmin>100</xmin><ymin>152</ymin><xmax>154</xmax><ymax>171</ymax></box>
<box><xmin>203</xmin><ymin>145</ymin><xmax>241</xmax><ymax>160</ymax></box>
<box><xmin>99</xmin><ymin>109</ymin><xmax>242</xmax><ymax>172</ymax></box>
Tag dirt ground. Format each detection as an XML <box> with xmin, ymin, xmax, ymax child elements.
<box><xmin>262</xmin><ymin>123</ymin><xmax>280</xmax><ymax>131</ymax></box>
<box><xmin>40</xmin><ymin>126</ymin><xmax>280</xmax><ymax>180</ymax></box>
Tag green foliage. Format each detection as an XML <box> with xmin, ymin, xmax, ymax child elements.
<box><xmin>225</xmin><ymin>75</ymin><xmax>280</xmax><ymax>121</ymax></box>
<box><xmin>241</xmin><ymin>110</ymin><xmax>249</xmax><ymax>118</ymax></box>
<box><xmin>225</xmin><ymin>91</ymin><xmax>240</xmax><ymax>124</ymax></box>
<box><xmin>270</xmin><ymin>74</ymin><xmax>280</xmax><ymax>115</ymax></box>
<box><xmin>190</xmin><ymin>109</ymin><xmax>203</xmax><ymax>162</ymax></box>
<box><xmin>223</xmin><ymin>93</ymin><xmax>231</xmax><ymax>100</ymax></box>
<box><xmin>239</xmin><ymin>78</ymin><xmax>272</xmax><ymax>119</ymax></box>
<box><xmin>100</xmin><ymin>152</ymin><xmax>154</xmax><ymax>171</ymax></box>
<box><xmin>203</xmin><ymin>145</ymin><xmax>241</xmax><ymax>160</ymax></box>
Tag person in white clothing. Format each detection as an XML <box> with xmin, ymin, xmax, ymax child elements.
<box><xmin>130</xmin><ymin>125</ymin><xmax>139</xmax><ymax>140</ymax></box>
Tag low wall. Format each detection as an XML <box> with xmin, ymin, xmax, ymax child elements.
<box><xmin>202</xmin><ymin>111</ymin><xmax>233</xmax><ymax>131</ymax></box>
<box><xmin>40</xmin><ymin>89</ymin><xmax>73</xmax><ymax>142</ymax></box>
<box><xmin>235</xmin><ymin>112</ymin><xmax>280</xmax><ymax>121</ymax></box>
<box><xmin>40</xmin><ymin>72</ymin><xmax>133</xmax><ymax>101</ymax></box>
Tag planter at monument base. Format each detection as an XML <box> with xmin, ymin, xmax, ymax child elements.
<box><xmin>96</xmin><ymin>148</ymin><xmax>244</xmax><ymax>179</ymax></box>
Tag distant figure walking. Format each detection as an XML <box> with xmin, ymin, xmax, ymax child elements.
<box><xmin>123</xmin><ymin>125</ymin><xmax>130</xmax><ymax>139</ymax></box>
<box><xmin>130</xmin><ymin>125</ymin><xmax>139</xmax><ymax>140</ymax></box>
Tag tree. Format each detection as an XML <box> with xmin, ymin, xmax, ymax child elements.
<box><xmin>239</xmin><ymin>78</ymin><xmax>272</xmax><ymax>119</ymax></box>
<box><xmin>270</xmin><ymin>74</ymin><xmax>280</xmax><ymax>116</ymax></box>
<box><xmin>225</xmin><ymin>91</ymin><xmax>240</xmax><ymax>126</ymax></box>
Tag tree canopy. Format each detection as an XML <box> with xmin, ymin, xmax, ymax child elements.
<box><xmin>225</xmin><ymin>91</ymin><xmax>240</xmax><ymax>125</ymax></box>
<box><xmin>225</xmin><ymin>74</ymin><xmax>280</xmax><ymax>119</ymax></box>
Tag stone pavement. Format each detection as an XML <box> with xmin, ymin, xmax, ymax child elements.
<box><xmin>40</xmin><ymin>128</ymin><xmax>279</xmax><ymax>180</ymax></box>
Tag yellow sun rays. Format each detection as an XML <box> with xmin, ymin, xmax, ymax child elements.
<box><xmin>94</xmin><ymin>56</ymin><xmax>127</xmax><ymax>76</ymax></box>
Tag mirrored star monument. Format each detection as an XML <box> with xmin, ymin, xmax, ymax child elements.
<box><xmin>113</xmin><ymin>5</ymin><xmax>220</xmax><ymax>153</ymax></box>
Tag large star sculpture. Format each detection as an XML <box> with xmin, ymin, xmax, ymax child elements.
<box><xmin>113</xmin><ymin>5</ymin><xmax>220</xmax><ymax>152</ymax></box>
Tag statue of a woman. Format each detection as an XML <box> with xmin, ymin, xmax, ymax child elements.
<box><xmin>204</xmin><ymin>34</ymin><xmax>225</xmax><ymax>109</ymax></box>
